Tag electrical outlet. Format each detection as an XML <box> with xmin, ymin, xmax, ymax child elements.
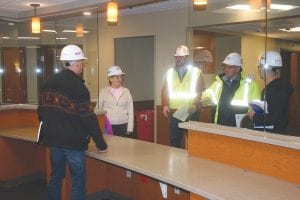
<box><xmin>126</xmin><ymin>170</ymin><xmax>132</xmax><ymax>178</ymax></box>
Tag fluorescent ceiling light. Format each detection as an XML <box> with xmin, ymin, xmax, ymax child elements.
<box><xmin>2</xmin><ymin>36</ymin><xmax>10</xmax><ymax>39</ymax></box>
<box><xmin>56</xmin><ymin>37</ymin><xmax>68</xmax><ymax>40</ymax></box>
<box><xmin>227</xmin><ymin>4</ymin><xmax>296</xmax><ymax>11</ymax></box>
<box><xmin>18</xmin><ymin>37</ymin><xmax>40</xmax><ymax>40</ymax></box>
<box><xmin>226</xmin><ymin>4</ymin><xmax>250</xmax><ymax>10</ymax></box>
<box><xmin>83</xmin><ymin>11</ymin><xmax>92</xmax><ymax>15</ymax></box>
<box><xmin>271</xmin><ymin>4</ymin><xmax>297</xmax><ymax>10</ymax></box>
<box><xmin>42</xmin><ymin>29</ymin><xmax>57</xmax><ymax>33</ymax></box>
<box><xmin>62</xmin><ymin>29</ymin><xmax>89</xmax><ymax>33</ymax></box>
<box><xmin>26</xmin><ymin>46</ymin><xmax>40</xmax><ymax>48</ymax></box>
<box><xmin>279</xmin><ymin>27</ymin><xmax>300</xmax><ymax>32</ymax></box>
<box><xmin>62</xmin><ymin>30</ymin><xmax>76</xmax><ymax>33</ymax></box>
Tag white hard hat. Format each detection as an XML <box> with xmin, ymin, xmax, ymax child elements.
<box><xmin>174</xmin><ymin>45</ymin><xmax>189</xmax><ymax>56</ymax></box>
<box><xmin>222</xmin><ymin>52</ymin><xmax>242</xmax><ymax>67</ymax></box>
<box><xmin>259</xmin><ymin>51</ymin><xmax>282</xmax><ymax>68</ymax></box>
<box><xmin>107</xmin><ymin>65</ymin><xmax>125</xmax><ymax>77</ymax></box>
<box><xmin>60</xmin><ymin>45</ymin><xmax>87</xmax><ymax>61</ymax></box>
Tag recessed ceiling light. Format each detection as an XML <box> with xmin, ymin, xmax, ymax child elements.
<box><xmin>194</xmin><ymin>46</ymin><xmax>205</xmax><ymax>49</ymax></box>
<box><xmin>83</xmin><ymin>11</ymin><xmax>92</xmax><ymax>15</ymax></box>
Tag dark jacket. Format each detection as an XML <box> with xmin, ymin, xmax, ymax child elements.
<box><xmin>253</xmin><ymin>78</ymin><xmax>293</xmax><ymax>133</ymax></box>
<box><xmin>217</xmin><ymin>73</ymin><xmax>250</xmax><ymax>127</ymax></box>
<box><xmin>37</xmin><ymin>69</ymin><xmax>107</xmax><ymax>150</ymax></box>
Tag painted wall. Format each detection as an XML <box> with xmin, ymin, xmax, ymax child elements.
<box><xmin>95</xmin><ymin>8</ymin><xmax>189</xmax><ymax>105</ymax></box>
<box><xmin>215</xmin><ymin>35</ymin><xmax>241</xmax><ymax>74</ymax></box>
<box><xmin>240</xmin><ymin>35</ymin><xmax>300</xmax><ymax>89</ymax></box>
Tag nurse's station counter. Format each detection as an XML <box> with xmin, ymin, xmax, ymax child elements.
<box><xmin>0</xmin><ymin>104</ymin><xmax>300</xmax><ymax>200</ymax></box>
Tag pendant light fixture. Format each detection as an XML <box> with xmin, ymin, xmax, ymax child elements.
<box><xmin>193</xmin><ymin>0</ymin><xmax>207</xmax><ymax>6</ymax></box>
<box><xmin>107</xmin><ymin>0</ymin><xmax>118</xmax><ymax>25</ymax></box>
<box><xmin>30</xmin><ymin>3</ymin><xmax>41</xmax><ymax>34</ymax></box>
<box><xmin>193</xmin><ymin>0</ymin><xmax>207</xmax><ymax>11</ymax></box>
<box><xmin>76</xmin><ymin>23</ymin><xmax>84</xmax><ymax>37</ymax></box>
<box><xmin>250</xmin><ymin>0</ymin><xmax>262</xmax><ymax>11</ymax></box>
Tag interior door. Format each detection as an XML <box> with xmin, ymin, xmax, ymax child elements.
<box><xmin>2</xmin><ymin>47</ymin><xmax>26</xmax><ymax>103</ymax></box>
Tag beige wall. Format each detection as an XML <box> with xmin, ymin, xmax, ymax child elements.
<box><xmin>95</xmin><ymin>8</ymin><xmax>189</xmax><ymax>104</ymax></box>
<box><xmin>241</xmin><ymin>34</ymin><xmax>266</xmax><ymax>88</ymax></box>
<box><xmin>215</xmin><ymin>35</ymin><xmax>241</xmax><ymax>74</ymax></box>
<box><xmin>241</xmin><ymin>35</ymin><xmax>300</xmax><ymax>90</ymax></box>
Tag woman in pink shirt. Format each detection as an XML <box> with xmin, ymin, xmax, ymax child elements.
<box><xmin>98</xmin><ymin>66</ymin><xmax>134</xmax><ymax>137</ymax></box>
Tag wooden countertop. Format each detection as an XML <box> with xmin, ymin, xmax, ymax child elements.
<box><xmin>0</xmin><ymin>104</ymin><xmax>38</xmax><ymax>110</ymax></box>
<box><xmin>179</xmin><ymin>121</ymin><xmax>300</xmax><ymax>150</ymax></box>
<box><xmin>1</xmin><ymin>127</ymin><xmax>300</xmax><ymax>200</ymax></box>
<box><xmin>0</xmin><ymin>104</ymin><xmax>106</xmax><ymax>115</ymax></box>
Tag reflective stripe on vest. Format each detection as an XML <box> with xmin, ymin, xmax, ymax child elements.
<box><xmin>167</xmin><ymin>65</ymin><xmax>199</xmax><ymax>105</ymax></box>
<box><xmin>230</xmin><ymin>77</ymin><xmax>252</xmax><ymax>107</ymax></box>
<box><xmin>205</xmin><ymin>82</ymin><xmax>221</xmax><ymax>105</ymax></box>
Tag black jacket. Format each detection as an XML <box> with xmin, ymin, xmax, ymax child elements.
<box><xmin>37</xmin><ymin>69</ymin><xmax>107</xmax><ymax>150</ymax></box>
<box><xmin>253</xmin><ymin>78</ymin><xmax>293</xmax><ymax>133</ymax></box>
<box><xmin>217</xmin><ymin>73</ymin><xmax>248</xmax><ymax>127</ymax></box>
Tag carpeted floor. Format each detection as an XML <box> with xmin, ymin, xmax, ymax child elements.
<box><xmin>0</xmin><ymin>179</ymin><xmax>47</xmax><ymax>200</ymax></box>
<box><xmin>0</xmin><ymin>179</ymin><xmax>131</xmax><ymax>200</ymax></box>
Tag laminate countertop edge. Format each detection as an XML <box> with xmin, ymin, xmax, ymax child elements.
<box><xmin>179</xmin><ymin>121</ymin><xmax>300</xmax><ymax>150</ymax></box>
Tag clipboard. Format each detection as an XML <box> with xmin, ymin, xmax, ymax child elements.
<box><xmin>172</xmin><ymin>105</ymin><xmax>191</xmax><ymax>122</ymax></box>
<box><xmin>37</xmin><ymin>121</ymin><xmax>43</xmax><ymax>143</ymax></box>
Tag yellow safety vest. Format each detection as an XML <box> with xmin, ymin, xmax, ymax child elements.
<box><xmin>167</xmin><ymin>65</ymin><xmax>201</xmax><ymax>109</ymax></box>
<box><xmin>201</xmin><ymin>74</ymin><xmax>260</xmax><ymax>123</ymax></box>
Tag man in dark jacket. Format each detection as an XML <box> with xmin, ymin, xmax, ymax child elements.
<box><xmin>37</xmin><ymin>44</ymin><xmax>107</xmax><ymax>200</ymax></box>
<box><xmin>247</xmin><ymin>51</ymin><xmax>293</xmax><ymax>133</ymax></box>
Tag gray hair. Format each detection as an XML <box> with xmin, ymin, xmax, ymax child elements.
<box><xmin>62</xmin><ymin>60</ymin><xmax>78</xmax><ymax>68</ymax></box>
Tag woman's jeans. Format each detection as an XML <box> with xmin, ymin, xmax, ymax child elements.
<box><xmin>48</xmin><ymin>146</ymin><xmax>86</xmax><ymax>200</ymax></box>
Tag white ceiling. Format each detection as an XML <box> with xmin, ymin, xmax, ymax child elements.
<box><xmin>0</xmin><ymin>0</ymin><xmax>299</xmax><ymax>42</ymax></box>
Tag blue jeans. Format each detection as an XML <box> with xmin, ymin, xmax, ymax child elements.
<box><xmin>48</xmin><ymin>146</ymin><xmax>86</xmax><ymax>200</ymax></box>
<box><xmin>169</xmin><ymin>115</ymin><xmax>184</xmax><ymax>148</ymax></box>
